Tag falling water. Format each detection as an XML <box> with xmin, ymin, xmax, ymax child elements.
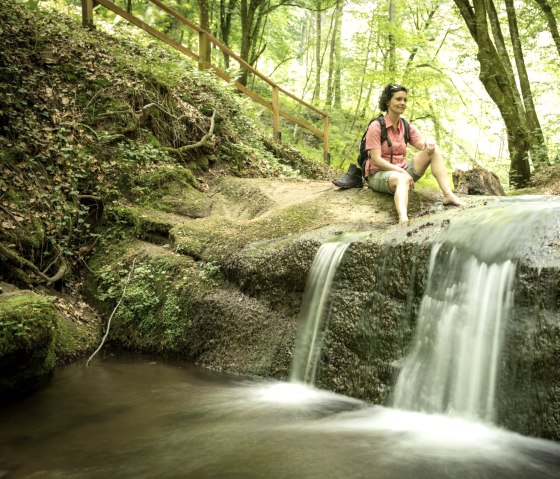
<box><xmin>391</xmin><ymin>248</ymin><xmax>515</xmax><ymax>421</ymax></box>
<box><xmin>290</xmin><ymin>233</ymin><xmax>365</xmax><ymax>384</ymax></box>
<box><xmin>392</xmin><ymin>199</ymin><xmax>560</xmax><ymax>422</ymax></box>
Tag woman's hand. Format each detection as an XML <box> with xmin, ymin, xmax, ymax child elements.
<box><xmin>423</xmin><ymin>137</ymin><xmax>436</xmax><ymax>154</ymax></box>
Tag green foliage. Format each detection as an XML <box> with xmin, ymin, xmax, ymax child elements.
<box><xmin>0</xmin><ymin>0</ymin><xmax>331</xmax><ymax>291</ymax></box>
<box><xmin>91</xmin><ymin>250</ymin><xmax>218</xmax><ymax>353</ymax></box>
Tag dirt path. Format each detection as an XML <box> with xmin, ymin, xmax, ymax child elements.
<box><xmin>213</xmin><ymin>177</ymin><xmax>443</xmax><ymax>226</ymax></box>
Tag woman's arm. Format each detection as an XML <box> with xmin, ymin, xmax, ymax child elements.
<box><xmin>412</xmin><ymin>137</ymin><xmax>436</xmax><ymax>153</ymax></box>
<box><xmin>369</xmin><ymin>148</ymin><xmax>407</xmax><ymax>173</ymax></box>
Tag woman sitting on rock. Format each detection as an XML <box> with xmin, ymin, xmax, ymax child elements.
<box><xmin>335</xmin><ymin>84</ymin><xmax>465</xmax><ymax>224</ymax></box>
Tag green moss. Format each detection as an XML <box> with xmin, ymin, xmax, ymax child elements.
<box><xmin>0</xmin><ymin>292</ymin><xmax>101</xmax><ymax>400</ymax></box>
<box><xmin>54</xmin><ymin>315</ymin><xmax>99</xmax><ymax>363</ymax></box>
<box><xmin>88</xmin><ymin>242</ymin><xmax>219</xmax><ymax>354</ymax></box>
<box><xmin>0</xmin><ymin>293</ymin><xmax>57</xmax><ymax>398</ymax></box>
<box><xmin>158</xmin><ymin>183</ymin><xmax>211</xmax><ymax>217</ymax></box>
<box><xmin>173</xmin><ymin>203</ymin><xmax>321</xmax><ymax>262</ymax></box>
<box><xmin>104</xmin><ymin>204</ymin><xmax>178</xmax><ymax>243</ymax></box>
<box><xmin>133</xmin><ymin>166</ymin><xmax>200</xmax><ymax>200</ymax></box>
<box><xmin>30</xmin><ymin>216</ymin><xmax>45</xmax><ymax>248</ymax></box>
<box><xmin>140</xmin><ymin>129</ymin><xmax>162</xmax><ymax>147</ymax></box>
<box><xmin>108</xmin><ymin>141</ymin><xmax>200</xmax><ymax>204</ymax></box>
<box><xmin>0</xmin><ymin>293</ymin><xmax>57</xmax><ymax>357</ymax></box>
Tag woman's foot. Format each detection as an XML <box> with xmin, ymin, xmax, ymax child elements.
<box><xmin>442</xmin><ymin>192</ymin><xmax>465</xmax><ymax>207</ymax></box>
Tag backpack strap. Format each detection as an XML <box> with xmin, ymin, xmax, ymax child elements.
<box><xmin>376</xmin><ymin>116</ymin><xmax>394</xmax><ymax>163</ymax></box>
<box><xmin>377</xmin><ymin>116</ymin><xmax>410</xmax><ymax>163</ymax></box>
<box><xmin>361</xmin><ymin>116</ymin><xmax>411</xmax><ymax>172</ymax></box>
<box><xmin>402</xmin><ymin>118</ymin><xmax>411</xmax><ymax>144</ymax></box>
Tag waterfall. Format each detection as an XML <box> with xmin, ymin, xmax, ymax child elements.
<box><xmin>391</xmin><ymin>199</ymin><xmax>559</xmax><ymax>422</ymax></box>
<box><xmin>391</xmin><ymin>247</ymin><xmax>515</xmax><ymax>421</ymax></box>
<box><xmin>290</xmin><ymin>233</ymin><xmax>364</xmax><ymax>384</ymax></box>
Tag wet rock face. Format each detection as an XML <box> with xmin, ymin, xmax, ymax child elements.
<box><xmin>499</xmin><ymin>264</ymin><xmax>560</xmax><ymax>440</ymax></box>
<box><xmin>86</xmin><ymin>189</ymin><xmax>560</xmax><ymax>440</ymax></box>
<box><xmin>314</xmin><ymin>224</ymin><xmax>439</xmax><ymax>404</ymax></box>
<box><xmin>309</xmin><ymin>206</ymin><xmax>560</xmax><ymax>440</ymax></box>
<box><xmin>220</xmin><ymin>199</ymin><xmax>560</xmax><ymax>439</ymax></box>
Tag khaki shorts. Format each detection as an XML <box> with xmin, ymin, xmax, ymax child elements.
<box><xmin>367</xmin><ymin>162</ymin><xmax>422</xmax><ymax>195</ymax></box>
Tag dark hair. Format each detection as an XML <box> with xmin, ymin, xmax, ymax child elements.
<box><xmin>378</xmin><ymin>84</ymin><xmax>408</xmax><ymax>112</ymax></box>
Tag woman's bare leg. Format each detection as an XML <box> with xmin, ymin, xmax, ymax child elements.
<box><xmin>389</xmin><ymin>173</ymin><xmax>414</xmax><ymax>223</ymax></box>
<box><xmin>412</xmin><ymin>147</ymin><xmax>465</xmax><ymax>207</ymax></box>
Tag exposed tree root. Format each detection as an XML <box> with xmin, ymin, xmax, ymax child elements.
<box><xmin>0</xmin><ymin>242</ymin><xmax>67</xmax><ymax>285</ymax></box>
<box><xmin>163</xmin><ymin>108</ymin><xmax>216</xmax><ymax>153</ymax></box>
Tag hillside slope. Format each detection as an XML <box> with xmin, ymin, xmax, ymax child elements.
<box><xmin>0</xmin><ymin>0</ymin><xmax>337</xmax><ymax>291</ymax></box>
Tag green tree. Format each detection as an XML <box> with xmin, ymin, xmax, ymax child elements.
<box><xmin>533</xmin><ymin>0</ymin><xmax>560</xmax><ymax>57</ymax></box>
<box><xmin>453</xmin><ymin>0</ymin><xmax>548</xmax><ymax>187</ymax></box>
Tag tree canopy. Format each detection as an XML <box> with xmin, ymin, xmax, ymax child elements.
<box><xmin>21</xmin><ymin>0</ymin><xmax>560</xmax><ymax>186</ymax></box>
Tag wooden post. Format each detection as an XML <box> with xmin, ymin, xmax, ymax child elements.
<box><xmin>272</xmin><ymin>86</ymin><xmax>280</xmax><ymax>141</ymax></box>
<box><xmin>322</xmin><ymin>115</ymin><xmax>330</xmax><ymax>164</ymax></box>
<box><xmin>198</xmin><ymin>32</ymin><xmax>209</xmax><ymax>70</ymax></box>
<box><xmin>82</xmin><ymin>0</ymin><xmax>94</xmax><ymax>28</ymax></box>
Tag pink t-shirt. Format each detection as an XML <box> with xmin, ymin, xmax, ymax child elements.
<box><xmin>363</xmin><ymin>115</ymin><xmax>422</xmax><ymax>178</ymax></box>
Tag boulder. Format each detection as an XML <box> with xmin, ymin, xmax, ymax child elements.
<box><xmin>453</xmin><ymin>167</ymin><xmax>505</xmax><ymax>196</ymax></box>
<box><xmin>0</xmin><ymin>288</ymin><xmax>101</xmax><ymax>403</ymax></box>
<box><xmin>0</xmin><ymin>291</ymin><xmax>58</xmax><ymax>402</ymax></box>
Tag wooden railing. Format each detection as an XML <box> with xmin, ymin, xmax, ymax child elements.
<box><xmin>81</xmin><ymin>0</ymin><xmax>330</xmax><ymax>162</ymax></box>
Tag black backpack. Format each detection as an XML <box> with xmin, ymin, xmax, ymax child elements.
<box><xmin>357</xmin><ymin>116</ymin><xmax>411</xmax><ymax>176</ymax></box>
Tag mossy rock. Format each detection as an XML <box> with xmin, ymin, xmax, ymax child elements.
<box><xmin>0</xmin><ymin>290</ymin><xmax>101</xmax><ymax>402</ymax></box>
<box><xmin>84</xmin><ymin>240</ymin><xmax>221</xmax><ymax>354</ymax></box>
<box><xmin>0</xmin><ymin>292</ymin><xmax>58</xmax><ymax>402</ymax></box>
<box><xmin>159</xmin><ymin>184</ymin><xmax>212</xmax><ymax>218</ymax></box>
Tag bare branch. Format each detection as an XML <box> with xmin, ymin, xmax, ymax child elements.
<box><xmin>86</xmin><ymin>257</ymin><xmax>138</xmax><ymax>367</ymax></box>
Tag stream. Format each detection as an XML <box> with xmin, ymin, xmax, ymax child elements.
<box><xmin>2</xmin><ymin>198</ymin><xmax>560</xmax><ymax>478</ymax></box>
<box><xmin>1</xmin><ymin>352</ymin><xmax>559</xmax><ymax>478</ymax></box>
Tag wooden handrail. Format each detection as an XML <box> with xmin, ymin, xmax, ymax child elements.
<box><xmin>82</xmin><ymin>0</ymin><xmax>330</xmax><ymax>162</ymax></box>
<box><xmin>147</xmin><ymin>0</ymin><xmax>326</xmax><ymax>117</ymax></box>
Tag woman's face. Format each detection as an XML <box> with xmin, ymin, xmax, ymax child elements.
<box><xmin>388</xmin><ymin>90</ymin><xmax>408</xmax><ymax>116</ymax></box>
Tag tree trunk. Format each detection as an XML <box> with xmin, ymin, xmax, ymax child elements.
<box><xmin>352</xmin><ymin>10</ymin><xmax>377</xmax><ymax>128</ymax></box>
<box><xmin>238</xmin><ymin>0</ymin><xmax>276</xmax><ymax>86</ymax></box>
<box><xmin>505</xmin><ymin>0</ymin><xmax>549</xmax><ymax>166</ymax></box>
<box><xmin>454</xmin><ymin>0</ymin><xmax>533</xmax><ymax>187</ymax></box>
<box><xmin>533</xmin><ymin>0</ymin><xmax>560</xmax><ymax>57</ymax></box>
<box><xmin>484</xmin><ymin>0</ymin><xmax>525</xmax><ymax>117</ymax></box>
<box><xmin>388</xmin><ymin>0</ymin><xmax>396</xmax><ymax>72</ymax></box>
<box><xmin>239</xmin><ymin>0</ymin><xmax>259</xmax><ymax>86</ymax></box>
<box><xmin>249</xmin><ymin>7</ymin><xmax>267</xmax><ymax>67</ymax></box>
<box><xmin>219</xmin><ymin>0</ymin><xmax>237</xmax><ymax>68</ymax></box>
<box><xmin>199</xmin><ymin>0</ymin><xmax>211</xmax><ymax>63</ymax></box>
<box><xmin>325</xmin><ymin>3</ymin><xmax>340</xmax><ymax>109</ymax></box>
<box><xmin>312</xmin><ymin>5</ymin><xmax>322</xmax><ymax>101</ymax></box>
<box><xmin>333</xmin><ymin>4</ymin><xmax>342</xmax><ymax>109</ymax></box>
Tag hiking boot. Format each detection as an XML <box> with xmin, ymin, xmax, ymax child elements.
<box><xmin>333</xmin><ymin>163</ymin><xmax>364</xmax><ymax>189</ymax></box>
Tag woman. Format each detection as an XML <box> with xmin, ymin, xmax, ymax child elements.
<box><xmin>365</xmin><ymin>84</ymin><xmax>465</xmax><ymax>224</ymax></box>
